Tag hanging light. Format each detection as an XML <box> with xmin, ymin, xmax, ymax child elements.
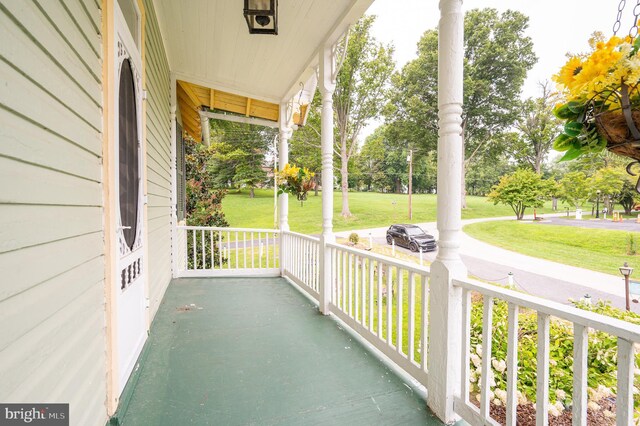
<box><xmin>243</xmin><ymin>0</ymin><xmax>278</xmax><ymax>35</ymax></box>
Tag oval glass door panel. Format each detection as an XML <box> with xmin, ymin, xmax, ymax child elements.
<box><xmin>118</xmin><ymin>58</ymin><xmax>139</xmax><ymax>249</ymax></box>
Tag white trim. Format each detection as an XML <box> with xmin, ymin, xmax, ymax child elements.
<box><xmin>178</xmin><ymin>269</ymin><xmax>280</xmax><ymax>278</ymax></box>
<box><xmin>454</xmin><ymin>278</ymin><xmax>640</xmax><ymax>341</ymax></box>
<box><xmin>170</xmin><ymin>73</ymin><xmax>178</xmax><ymax>278</ymax></box>
<box><xmin>201</xmin><ymin>111</ymin><xmax>279</xmax><ymax>128</ymax></box>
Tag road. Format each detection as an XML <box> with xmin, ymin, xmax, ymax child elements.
<box><xmin>335</xmin><ymin>215</ymin><xmax>640</xmax><ymax>314</ymax></box>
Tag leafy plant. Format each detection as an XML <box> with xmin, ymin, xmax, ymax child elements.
<box><xmin>276</xmin><ymin>163</ymin><xmax>316</xmax><ymax>205</ymax></box>
<box><xmin>552</xmin><ymin>33</ymin><xmax>640</xmax><ymax>161</ymax></box>
<box><xmin>468</xmin><ymin>297</ymin><xmax>640</xmax><ymax>418</ymax></box>
<box><xmin>348</xmin><ymin>233</ymin><xmax>360</xmax><ymax>245</ymax></box>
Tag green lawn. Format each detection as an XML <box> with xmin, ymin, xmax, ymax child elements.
<box><xmin>463</xmin><ymin>220</ymin><xmax>639</xmax><ymax>275</ymax></box>
<box><xmin>222</xmin><ymin>189</ymin><xmax>563</xmax><ymax>234</ymax></box>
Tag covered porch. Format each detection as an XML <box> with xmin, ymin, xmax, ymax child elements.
<box><xmin>117</xmin><ymin>277</ymin><xmax>444</xmax><ymax>424</ymax></box>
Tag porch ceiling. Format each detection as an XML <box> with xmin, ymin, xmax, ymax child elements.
<box><xmin>154</xmin><ymin>0</ymin><xmax>373</xmax><ymax>105</ymax></box>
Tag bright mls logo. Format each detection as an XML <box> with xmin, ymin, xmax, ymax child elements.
<box><xmin>0</xmin><ymin>404</ymin><xmax>68</xmax><ymax>426</ymax></box>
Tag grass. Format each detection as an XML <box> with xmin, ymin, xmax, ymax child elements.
<box><xmin>222</xmin><ymin>189</ymin><xmax>564</xmax><ymax>234</ymax></box>
<box><xmin>463</xmin><ymin>220</ymin><xmax>640</xmax><ymax>275</ymax></box>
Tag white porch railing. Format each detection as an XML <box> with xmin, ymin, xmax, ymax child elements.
<box><xmin>176</xmin><ymin>226</ymin><xmax>280</xmax><ymax>277</ymax></box>
<box><xmin>326</xmin><ymin>242</ymin><xmax>430</xmax><ymax>389</ymax></box>
<box><xmin>174</xmin><ymin>225</ymin><xmax>639</xmax><ymax>425</ymax></box>
<box><xmin>453</xmin><ymin>277</ymin><xmax>640</xmax><ymax>426</ymax></box>
<box><xmin>281</xmin><ymin>231</ymin><xmax>320</xmax><ymax>298</ymax></box>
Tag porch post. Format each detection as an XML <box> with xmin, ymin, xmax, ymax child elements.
<box><xmin>427</xmin><ymin>0</ymin><xmax>466</xmax><ymax>423</ymax></box>
<box><xmin>170</xmin><ymin>73</ymin><xmax>178</xmax><ymax>278</ymax></box>
<box><xmin>318</xmin><ymin>45</ymin><xmax>336</xmax><ymax>315</ymax></box>
<box><xmin>278</xmin><ymin>103</ymin><xmax>291</xmax><ymax>232</ymax></box>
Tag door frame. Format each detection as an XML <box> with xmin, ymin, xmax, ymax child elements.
<box><xmin>101</xmin><ymin>0</ymin><xmax>148</xmax><ymax>415</ymax></box>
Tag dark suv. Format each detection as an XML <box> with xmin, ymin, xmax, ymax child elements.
<box><xmin>386</xmin><ymin>224</ymin><xmax>437</xmax><ymax>252</ymax></box>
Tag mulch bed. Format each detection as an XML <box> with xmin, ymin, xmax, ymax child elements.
<box><xmin>472</xmin><ymin>396</ymin><xmax>616</xmax><ymax>426</ymax></box>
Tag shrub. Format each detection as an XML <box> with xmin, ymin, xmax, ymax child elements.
<box><xmin>468</xmin><ymin>297</ymin><xmax>640</xmax><ymax>415</ymax></box>
<box><xmin>348</xmin><ymin>233</ymin><xmax>360</xmax><ymax>245</ymax></box>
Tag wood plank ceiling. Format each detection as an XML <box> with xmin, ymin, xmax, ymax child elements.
<box><xmin>154</xmin><ymin>0</ymin><xmax>373</xmax><ymax>140</ymax></box>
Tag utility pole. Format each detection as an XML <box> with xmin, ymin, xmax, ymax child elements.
<box><xmin>408</xmin><ymin>148</ymin><xmax>413</xmax><ymax>220</ymax></box>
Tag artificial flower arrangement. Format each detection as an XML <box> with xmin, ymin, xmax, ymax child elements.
<box><xmin>275</xmin><ymin>163</ymin><xmax>315</xmax><ymax>205</ymax></box>
<box><xmin>552</xmin><ymin>31</ymin><xmax>640</xmax><ymax>161</ymax></box>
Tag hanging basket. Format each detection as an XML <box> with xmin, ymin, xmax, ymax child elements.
<box><xmin>593</xmin><ymin>83</ymin><xmax>640</xmax><ymax>161</ymax></box>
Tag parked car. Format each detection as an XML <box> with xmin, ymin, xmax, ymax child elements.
<box><xmin>386</xmin><ymin>224</ymin><xmax>437</xmax><ymax>252</ymax></box>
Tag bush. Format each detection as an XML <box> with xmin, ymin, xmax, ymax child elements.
<box><xmin>348</xmin><ymin>233</ymin><xmax>360</xmax><ymax>245</ymax></box>
<box><xmin>468</xmin><ymin>297</ymin><xmax>640</xmax><ymax>416</ymax></box>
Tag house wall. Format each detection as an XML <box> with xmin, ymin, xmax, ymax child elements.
<box><xmin>143</xmin><ymin>0</ymin><xmax>173</xmax><ymax>319</ymax></box>
<box><xmin>0</xmin><ymin>1</ymin><xmax>107</xmax><ymax>425</ymax></box>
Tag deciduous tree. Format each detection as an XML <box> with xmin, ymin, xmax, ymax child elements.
<box><xmin>488</xmin><ymin>169</ymin><xmax>552</xmax><ymax>220</ymax></box>
<box><xmin>387</xmin><ymin>8</ymin><xmax>537</xmax><ymax>207</ymax></box>
<box><xmin>334</xmin><ymin>15</ymin><xmax>395</xmax><ymax>216</ymax></box>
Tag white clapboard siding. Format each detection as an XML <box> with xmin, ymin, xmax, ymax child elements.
<box><xmin>0</xmin><ymin>108</ymin><xmax>101</xmax><ymax>182</ymax></box>
<box><xmin>0</xmin><ymin>0</ymin><xmax>106</xmax><ymax>424</ymax></box>
<box><xmin>0</xmin><ymin>205</ymin><xmax>102</xmax><ymax>254</ymax></box>
<box><xmin>1</xmin><ymin>1</ymin><xmax>101</xmax><ymax>104</ymax></box>
<box><xmin>144</xmin><ymin>0</ymin><xmax>173</xmax><ymax>320</ymax></box>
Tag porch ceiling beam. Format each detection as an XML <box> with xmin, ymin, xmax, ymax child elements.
<box><xmin>209</xmin><ymin>89</ymin><xmax>215</xmax><ymax>109</ymax></box>
<box><xmin>245</xmin><ymin>98</ymin><xmax>252</xmax><ymax>117</ymax></box>
<box><xmin>201</xmin><ymin>110</ymin><xmax>279</xmax><ymax>128</ymax></box>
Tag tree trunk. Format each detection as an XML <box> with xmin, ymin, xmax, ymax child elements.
<box><xmin>249</xmin><ymin>187</ymin><xmax>255</xmax><ymax>198</ymax></box>
<box><xmin>340</xmin><ymin>146</ymin><xmax>351</xmax><ymax>217</ymax></box>
<box><xmin>314</xmin><ymin>174</ymin><xmax>319</xmax><ymax>196</ymax></box>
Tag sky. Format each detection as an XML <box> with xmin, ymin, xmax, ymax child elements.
<box><xmin>360</xmin><ymin>0</ymin><xmax>634</xmax><ymax>139</ymax></box>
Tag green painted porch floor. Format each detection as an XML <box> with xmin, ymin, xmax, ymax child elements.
<box><xmin>120</xmin><ymin>277</ymin><xmax>445</xmax><ymax>425</ymax></box>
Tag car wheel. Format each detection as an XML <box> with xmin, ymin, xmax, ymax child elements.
<box><xmin>409</xmin><ymin>242</ymin><xmax>418</xmax><ymax>252</ymax></box>
<box><xmin>386</xmin><ymin>235</ymin><xmax>393</xmax><ymax>245</ymax></box>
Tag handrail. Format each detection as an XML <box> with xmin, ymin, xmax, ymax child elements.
<box><xmin>281</xmin><ymin>230</ymin><xmax>320</xmax><ymax>242</ymax></box>
<box><xmin>177</xmin><ymin>225</ymin><xmax>280</xmax><ymax>233</ymax></box>
<box><xmin>453</xmin><ymin>277</ymin><xmax>640</xmax><ymax>341</ymax></box>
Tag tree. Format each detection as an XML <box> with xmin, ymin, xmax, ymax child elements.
<box><xmin>334</xmin><ymin>15</ymin><xmax>395</xmax><ymax>216</ymax></box>
<box><xmin>590</xmin><ymin>167</ymin><xmax>627</xmax><ymax>213</ymax></box>
<box><xmin>208</xmin><ymin>120</ymin><xmax>276</xmax><ymax>198</ymax></box>
<box><xmin>618</xmin><ymin>180</ymin><xmax>638</xmax><ymax>215</ymax></box>
<box><xmin>558</xmin><ymin>171</ymin><xmax>590</xmax><ymax>209</ymax></box>
<box><xmin>355</xmin><ymin>127</ymin><xmax>387</xmax><ymax>191</ymax></box>
<box><xmin>184</xmin><ymin>136</ymin><xmax>228</xmax><ymax>226</ymax></box>
<box><xmin>387</xmin><ymin>8</ymin><xmax>537</xmax><ymax>207</ymax></box>
<box><xmin>506</xmin><ymin>82</ymin><xmax>562</xmax><ymax>174</ymax></box>
<box><xmin>488</xmin><ymin>169</ymin><xmax>551</xmax><ymax>220</ymax></box>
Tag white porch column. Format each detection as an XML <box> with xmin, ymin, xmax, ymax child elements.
<box><xmin>427</xmin><ymin>0</ymin><xmax>466</xmax><ymax>423</ymax></box>
<box><xmin>318</xmin><ymin>45</ymin><xmax>336</xmax><ymax>315</ymax></box>
<box><xmin>170</xmin><ymin>74</ymin><xmax>178</xmax><ymax>278</ymax></box>
<box><xmin>278</xmin><ymin>103</ymin><xmax>292</xmax><ymax>232</ymax></box>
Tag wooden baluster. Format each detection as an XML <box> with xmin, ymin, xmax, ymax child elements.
<box><xmin>506</xmin><ymin>303</ymin><xmax>519</xmax><ymax>426</ymax></box>
<box><xmin>536</xmin><ymin>313</ymin><xmax>550</xmax><ymax>426</ymax></box>
<box><xmin>480</xmin><ymin>296</ymin><xmax>494</xmax><ymax>419</ymax></box>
